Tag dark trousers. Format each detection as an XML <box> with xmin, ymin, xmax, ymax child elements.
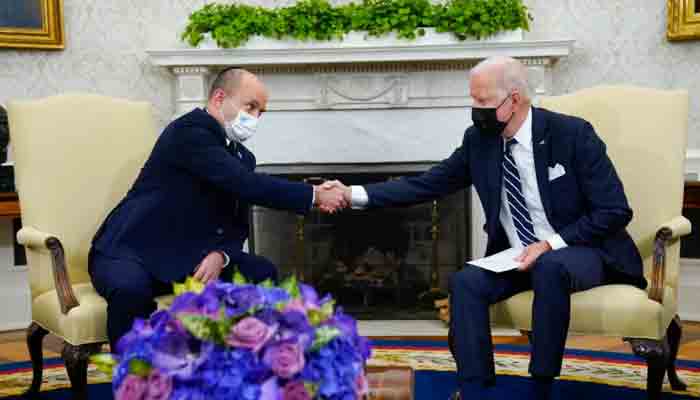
<box><xmin>448</xmin><ymin>246</ymin><xmax>606</xmax><ymax>383</ymax></box>
<box><xmin>88</xmin><ymin>248</ymin><xmax>278</xmax><ymax>351</ymax></box>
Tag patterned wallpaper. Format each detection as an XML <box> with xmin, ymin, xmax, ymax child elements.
<box><xmin>1</xmin><ymin>0</ymin><xmax>698</xmax><ymax>146</ymax></box>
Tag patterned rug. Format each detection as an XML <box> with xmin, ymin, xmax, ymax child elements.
<box><xmin>1</xmin><ymin>341</ymin><xmax>699</xmax><ymax>399</ymax></box>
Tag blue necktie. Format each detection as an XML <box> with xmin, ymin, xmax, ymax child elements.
<box><xmin>503</xmin><ymin>139</ymin><xmax>538</xmax><ymax>246</ymax></box>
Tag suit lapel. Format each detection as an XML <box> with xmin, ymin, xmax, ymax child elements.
<box><xmin>532</xmin><ymin>108</ymin><xmax>554</xmax><ymax>221</ymax></box>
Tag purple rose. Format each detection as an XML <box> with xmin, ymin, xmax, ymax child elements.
<box><xmin>227</xmin><ymin>317</ymin><xmax>276</xmax><ymax>353</ymax></box>
<box><xmin>263</xmin><ymin>340</ymin><xmax>305</xmax><ymax>379</ymax></box>
<box><xmin>282</xmin><ymin>381</ymin><xmax>312</xmax><ymax>400</ymax></box>
<box><xmin>115</xmin><ymin>374</ymin><xmax>147</xmax><ymax>400</ymax></box>
<box><xmin>145</xmin><ymin>370</ymin><xmax>172</xmax><ymax>400</ymax></box>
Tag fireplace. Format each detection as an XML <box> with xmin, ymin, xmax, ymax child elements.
<box><xmin>250</xmin><ymin>163</ymin><xmax>469</xmax><ymax>319</ymax></box>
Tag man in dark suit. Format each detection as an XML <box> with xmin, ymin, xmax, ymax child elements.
<box><xmin>330</xmin><ymin>57</ymin><xmax>644</xmax><ymax>399</ymax></box>
<box><xmin>89</xmin><ymin>68</ymin><xmax>347</xmax><ymax>350</ymax></box>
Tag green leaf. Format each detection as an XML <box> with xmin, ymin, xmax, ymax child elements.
<box><xmin>128</xmin><ymin>359</ymin><xmax>152</xmax><ymax>378</ymax></box>
<box><xmin>320</xmin><ymin>298</ymin><xmax>336</xmax><ymax>318</ymax></box>
<box><xmin>233</xmin><ymin>267</ymin><xmax>248</xmax><ymax>285</ymax></box>
<box><xmin>304</xmin><ymin>382</ymin><xmax>319</xmax><ymax>397</ymax></box>
<box><xmin>178</xmin><ymin>314</ymin><xmax>223</xmax><ymax>344</ymax></box>
<box><xmin>280</xmin><ymin>275</ymin><xmax>301</xmax><ymax>299</ymax></box>
<box><xmin>259</xmin><ymin>278</ymin><xmax>274</xmax><ymax>288</ymax></box>
<box><xmin>310</xmin><ymin>326</ymin><xmax>341</xmax><ymax>352</ymax></box>
<box><xmin>90</xmin><ymin>353</ymin><xmax>118</xmax><ymax>376</ymax></box>
<box><xmin>174</xmin><ymin>276</ymin><xmax>205</xmax><ymax>295</ymax></box>
<box><xmin>308</xmin><ymin>309</ymin><xmax>323</xmax><ymax>326</ymax></box>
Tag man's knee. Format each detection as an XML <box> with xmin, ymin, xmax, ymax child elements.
<box><xmin>449</xmin><ymin>266</ymin><xmax>491</xmax><ymax>298</ymax></box>
<box><xmin>532</xmin><ymin>252</ymin><xmax>569</xmax><ymax>285</ymax></box>
<box><xmin>108</xmin><ymin>280</ymin><xmax>156</xmax><ymax>312</ymax></box>
<box><xmin>236</xmin><ymin>254</ymin><xmax>279</xmax><ymax>283</ymax></box>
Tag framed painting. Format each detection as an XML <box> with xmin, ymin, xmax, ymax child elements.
<box><xmin>0</xmin><ymin>0</ymin><xmax>64</xmax><ymax>50</ymax></box>
<box><xmin>668</xmin><ymin>0</ymin><xmax>700</xmax><ymax>41</ymax></box>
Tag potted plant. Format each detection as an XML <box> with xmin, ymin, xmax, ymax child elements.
<box><xmin>181</xmin><ymin>0</ymin><xmax>531</xmax><ymax>50</ymax></box>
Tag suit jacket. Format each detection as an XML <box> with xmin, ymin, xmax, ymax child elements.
<box><xmin>92</xmin><ymin>108</ymin><xmax>313</xmax><ymax>282</ymax></box>
<box><xmin>364</xmin><ymin>107</ymin><xmax>646</xmax><ymax>288</ymax></box>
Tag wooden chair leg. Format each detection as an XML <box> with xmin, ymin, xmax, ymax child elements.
<box><xmin>61</xmin><ymin>342</ymin><xmax>102</xmax><ymax>400</ymax></box>
<box><xmin>666</xmin><ymin>315</ymin><xmax>687</xmax><ymax>391</ymax></box>
<box><xmin>24</xmin><ymin>322</ymin><xmax>49</xmax><ymax>396</ymax></box>
<box><xmin>627</xmin><ymin>338</ymin><xmax>669</xmax><ymax>400</ymax></box>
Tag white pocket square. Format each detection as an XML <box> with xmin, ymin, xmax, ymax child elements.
<box><xmin>548</xmin><ymin>164</ymin><xmax>566</xmax><ymax>181</ymax></box>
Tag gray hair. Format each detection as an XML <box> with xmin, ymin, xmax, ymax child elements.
<box><xmin>208</xmin><ymin>68</ymin><xmax>250</xmax><ymax>99</ymax></box>
<box><xmin>470</xmin><ymin>56</ymin><xmax>531</xmax><ymax>100</ymax></box>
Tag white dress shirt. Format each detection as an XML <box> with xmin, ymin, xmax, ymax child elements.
<box><xmin>349</xmin><ymin>107</ymin><xmax>567</xmax><ymax>251</ymax></box>
<box><xmin>500</xmin><ymin>108</ymin><xmax>566</xmax><ymax>250</ymax></box>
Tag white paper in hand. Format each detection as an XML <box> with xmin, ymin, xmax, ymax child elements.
<box><xmin>467</xmin><ymin>248</ymin><xmax>521</xmax><ymax>273</ymax></box>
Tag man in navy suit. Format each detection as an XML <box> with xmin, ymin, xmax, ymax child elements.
<box><xmin>89</xmin><ymin>68</ymin><xmax>347</xmax><ymax>350</ymax></box>
<box><xmin>330</xmin><ymin>57</ymin><xmax>644</xmax><ymax>399</ymax></box>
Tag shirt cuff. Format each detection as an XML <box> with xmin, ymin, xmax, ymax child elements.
<box><xmin>218</xmin><ymin>251</ymin><xmax>230</xmax><ymax>268</ymax></box>
<box><xmin>546</xmin><ymin>234</ymin><xmax>568</xmax><ymax>251</ymax></box>
<box><xmin>311</xmin><ymin>187</ymin><xmax>316</xmax><ymax>209</ymax></box>
<box><xmin>350</xmin><ymin>186</ymin><xmax>369</xmax><ymax>209</ymax></box>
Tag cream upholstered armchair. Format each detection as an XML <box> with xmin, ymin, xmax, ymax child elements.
<box><xmin>8</xmin><ymin>94</ymin><xmax>156</xmax><ymax>399</ymax></box>
<box><xmin>484</xmin><ymin>86</ymin><xmax>690</xmax><ymax>400</ymax></box>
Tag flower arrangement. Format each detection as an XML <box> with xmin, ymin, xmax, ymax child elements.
<box><xmin>92</xmin><ymin>274</ymin><xmax>372</xmax><ymax>400</ymax></box>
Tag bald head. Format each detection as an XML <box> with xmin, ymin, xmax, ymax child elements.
<box><xmin>207</xmin><ymin>68</ymin><xmax>269</xmax><ymax>127</ymax></box>
<box><xmin>470</xmin><ymin>56</ymin><xmax>530</xmax><ymax>101</ymax></box>
<box><xmin>209</xmin><ymin>68</ymin><xmax>252</xmax><ymax>99</ymax></box>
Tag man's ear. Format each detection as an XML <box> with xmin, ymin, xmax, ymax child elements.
<box><xmin>212</xmin><ymin>88</ymin><xmax>226</xmax><ymax>106</ymax></box>
<box><xmin>511</xmin><ymin>90</ymin><xmax>522</xmax><ymax>106</ymax></box>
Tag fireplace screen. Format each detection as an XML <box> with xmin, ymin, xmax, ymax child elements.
<box><xmin>250</xmin><ymin>167</ymin><xmax>469</xmax><ymax>319</ymax></box>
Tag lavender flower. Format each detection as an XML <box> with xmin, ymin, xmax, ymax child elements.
<box><xmin>226</xmin><ymin>317</ymin><xmax>277</xmax><ymax>353</ymax></box>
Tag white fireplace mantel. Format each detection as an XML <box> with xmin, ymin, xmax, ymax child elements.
<box><xmin>147</xmin><ymin>39</ymin><xmax>573</xmax><ymax>68</ymax></box>
<box><xmin>147</xmin><ymin>38</ymin><xmax>574</xmax><ymax>117</ymax></box>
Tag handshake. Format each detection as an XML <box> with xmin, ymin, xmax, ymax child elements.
<box><xmin>312</xmin><ymin>180</ymin><xmax>352</xmax><ymax>213</ymax></box>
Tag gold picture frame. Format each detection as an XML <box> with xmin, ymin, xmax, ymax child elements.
<box><xmin>668</xmin><ymin>0</ymin><xmax>700</xmax><ymax>41</ymax></box>
<box><xmin>0</xmin><ymin>0</ymin><xmax>64</xmax><ymax>50</ymax></box>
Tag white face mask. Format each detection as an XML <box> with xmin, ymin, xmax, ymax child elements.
<box><xmin>220</xmin><ymin>100</ymin><xmax>259</xmax><ymax>143</ymax></box>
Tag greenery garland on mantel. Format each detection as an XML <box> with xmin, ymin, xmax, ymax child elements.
<box><xmin>182</xmin><ymin>0</ymin><xmax>531</xmax><ymax>49</ymax></box>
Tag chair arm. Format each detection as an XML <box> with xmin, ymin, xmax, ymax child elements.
<box><xmin>648</xmin><ymin>216</ymin><xmax>691</xmax><ymax>304</ymax></box>
<box><xmin>17</xmin><ymin>227</ymin><xmax>79</xmax><ymax>314</ymax></box>
<box><xmin>17</xmin><ymin>226</ymin><xmax>54</xmax><ymax>248</ymax></box>
<box><xmin>657</xmin><ymin>216</ymin><xmax>691</xmax><ymax>240</ymax></box>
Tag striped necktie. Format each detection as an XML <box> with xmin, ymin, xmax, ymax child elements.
<box><xmin>503</xmin><ymin>138</ymin><xmax>538</xmax><ymax>247</ymax></box>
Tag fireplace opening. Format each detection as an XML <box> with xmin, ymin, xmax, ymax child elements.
<box><xmin>250</xmin><ymin>163</ymin><xmax>470</xmax><ymax>320</ymax></box>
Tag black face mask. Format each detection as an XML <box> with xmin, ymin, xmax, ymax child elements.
<box><xmin>471</xmin><ymin>95</ymin><xmax>513</xmax><ymax>137</ymax></box>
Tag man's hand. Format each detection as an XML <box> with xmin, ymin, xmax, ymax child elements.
<box><xmin>193</xmin><ymin>251</ymin><xmax>226</xmax><ymax>283</ymax></box>
<box><xmin>314</xmin><ymin>181</ymin><xmax>349</xmax><ymax>213</ymax></box>
<box><xmin>515</xmin><ymin>241</ymin><xmax>552</xmax><ymax>272</ymax></box>
<box><xmin>322</xmin><ymin>180</ymin><xmax>352</xmax><ymax>206</ymax></box>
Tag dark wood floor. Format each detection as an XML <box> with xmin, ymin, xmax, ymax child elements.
<box><xmin>2</xmin><ymin>322</ymin><xmax>700</xmax><ymax>363</ymax></box>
